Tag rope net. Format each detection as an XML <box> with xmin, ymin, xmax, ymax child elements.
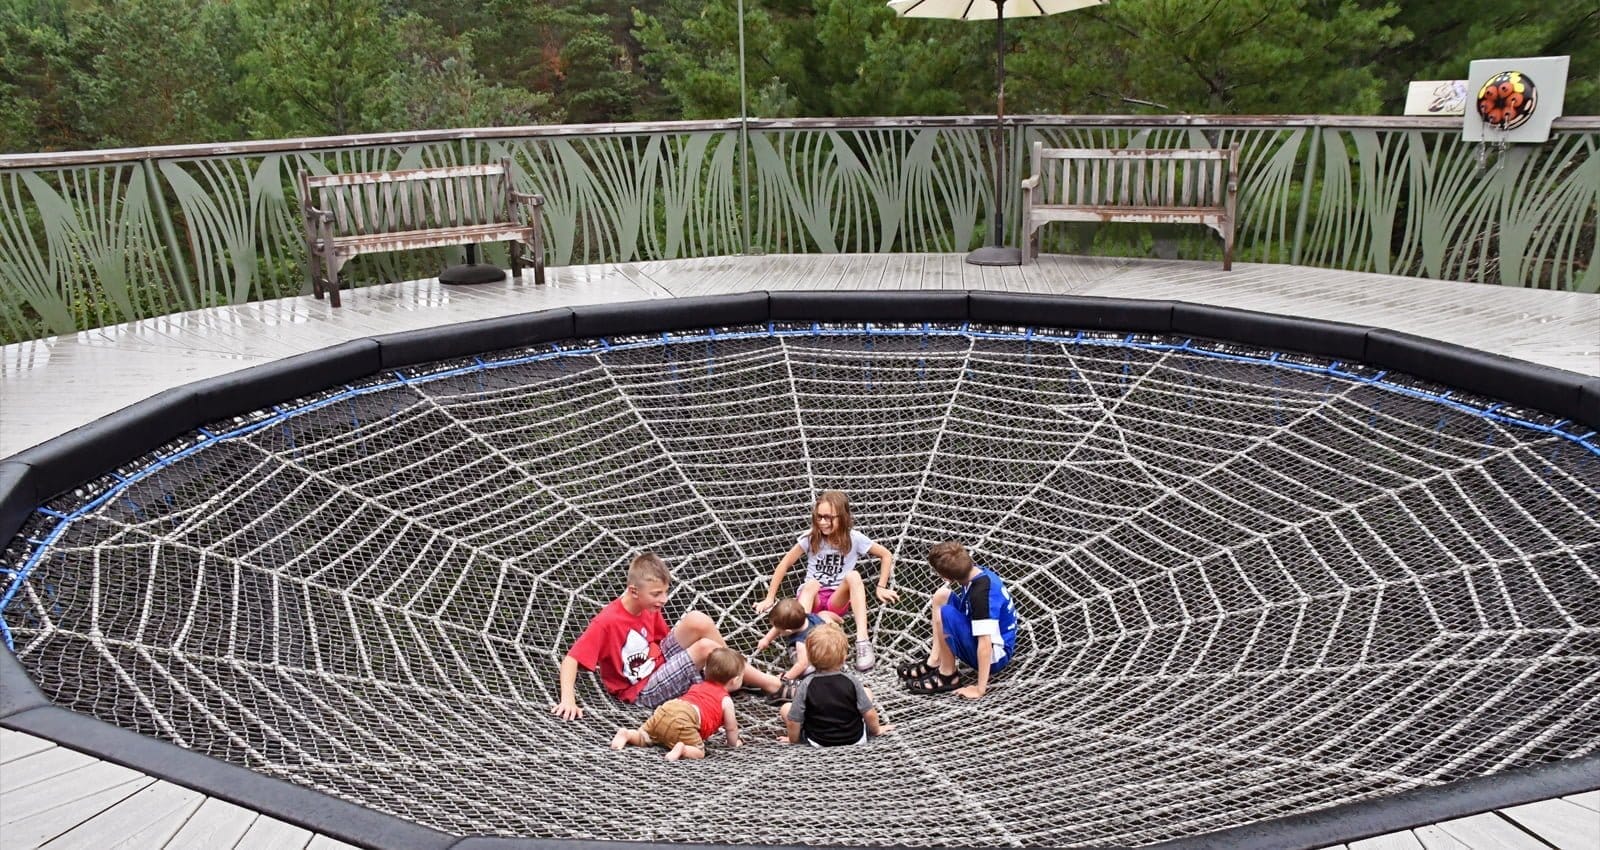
<box><xmin>4</xmin><ymin>325</ymin><xmax>1598</xmax><ymax>847</ymax></box>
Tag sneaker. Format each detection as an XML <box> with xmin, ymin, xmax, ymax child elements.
<box><xmin>855</xmin><ymin>639</ymin><xmax>876</xmax><ymax>672</ymax></box>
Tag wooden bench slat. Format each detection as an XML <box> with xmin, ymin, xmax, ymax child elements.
<box><xmin>330</xmin><ymin>223</ymin><xmax>535</xmax><ymax>251</ymax></box>
<box><xmin>303</xmin><ymin>163</ymin><xmax>506</xmax><ymax>187</ymax></box>
<box><xmin>298</xmin><ymin>157</ymin><xmax>545</xmax><ymax>307</ymax></box>
<box><xmin>1022</xmin><ymin>143</ymin><xmax>1237</xmax><ymax>270</ymax></box>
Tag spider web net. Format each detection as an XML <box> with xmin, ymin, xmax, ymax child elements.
<box><xmin>4</xmin><ymin>325</ymin><xmax>1598</xmax><ymax>848</ymax></box>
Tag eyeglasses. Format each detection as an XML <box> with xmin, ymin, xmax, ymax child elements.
<box><xmin>813</xmin><ymin>513</ymin><xmax>838</xmax><ymax>521</ymax></box>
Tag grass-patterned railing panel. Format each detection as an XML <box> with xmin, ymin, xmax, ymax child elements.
<box><xmin>1</xmin><ymin>116</ymin><xmax>1595</xmax><ymax>343</ymax></box>
<box><xmin>747</xmin><ymin>123</ymin><xmax>994</xmax><ymax>254</ymax></box>
<box><xmin>495</xmin><ymin>131</ymin><xmax>741</xmax><ymax>265</ymax></box>
<box><xmin>0</xmin><ymin>163</ymin><xmax>183</xmax><ymax>340</ymax></box>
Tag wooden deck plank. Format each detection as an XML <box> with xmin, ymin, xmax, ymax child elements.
<box><xmin>305</xmin><ymin>835</ymin><xmax>364</xmax><ymax>850</ymax></box>
<box><xmin>42</xmin><ymin>780</ymin><xmax>204</xmax><ymax>849</ymax></box>
<box><xmin>1348</xmin><ymin>830</ymin><xmax>1426</xmax><ymax>849</ymax></box>
<box><xmin>231</xmin><ymin>812</ymin><xmax>314</xmax><ymax>850</ymax></box>
<box><xmin>1435</xmin><ymin>812</ymin><xmax>1557</xmax><ymax>849</ymax></box>
<box><xmin>1</xmin><ymin>729</ymin><xmax>59</xmax><ymax>765</ymax></box>
<box><xmin>879</xmin><ymin>251</ymin><xmax>919</xmax><ymax>290</ymax></box>
<box><xmin>1499</xmin><ymin>798</ymin><xmax>1600</xmax><ymax>850</ymax></box>
<box><xmin>161</xmin><ymin>798</ymin><xmax>259</xmax><ymax>850</ymax></box>
<box><xmin>1563</xmin><ymin>791</ymin><xmax>1599</xmax><ymax>813</ymax></box>
<box><xmin>1</xmin><ymin>761</ymin><xmax>146</xmax><ymax>825</ymax></box>
<box><xmin>0</xmin><ymin>777</ymin><xmax>151</xmax><ymax>849</ymax></box>
<box><xmin>0</xmin><ymin>745</ymin><xmax>99</xmax><ymax>794</ymax></box>
<box><xmin>1411</xmin><ymin>825</ymin><xmax>1472</xmax><ymax>850</ymax></box>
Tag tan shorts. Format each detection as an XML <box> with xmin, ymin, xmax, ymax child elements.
<box><xmin>640</xmin><ymin>699</ymin><xmax>703</xmax><ymax>749</ymax></box>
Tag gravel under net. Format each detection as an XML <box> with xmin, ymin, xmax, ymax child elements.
<box><xmin>3</xmin><ymin>324</ymin><xmax>1598</xmax><ymax>848</ymax></box>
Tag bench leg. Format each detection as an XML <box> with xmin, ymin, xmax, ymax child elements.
<box><xmin>1223</xmin><ymin>231</ymin><xmax>1234</xmax><ymax>271</ymax></box>
<box><xmin>309</xmin><ymin>248</ymin><xmax>325</xmax><ymax>300</ymax></box>
<box><xmin>326</xmin><ymin>255</ymin><xmax>343</xmax><ymax>308</ymax></box>
<box><xmin>531</xmin><ymin>227</ymin><xmax>546</xmax><ymax>286</ymax></box>
<box><xmin>509</xmin><ymin>239</ymin><xmax>524</xmax><ymax>279</ymax></box>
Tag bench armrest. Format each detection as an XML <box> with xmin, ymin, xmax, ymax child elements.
<box><xmin>510</xmin><ymin>191</ymin><xmax>545</xmax><ymax>207</ymax></box>
<box><xmin>1019</xmin><ymin>175</ymin><xmax>1040</xmax><ymax>190</ymax></box>
<box><xmin>303</xmin><ymin>204</ymin><xmax>334</xmax><ymax>225</ymax></box>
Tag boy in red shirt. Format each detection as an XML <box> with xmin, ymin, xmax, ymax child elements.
<box><xmin>551</xmin><ymin>552</ymin><xmax>785</xmax><ymax>720</ymax></box>
<box><xmin>609</xmin><ymin>646</ymin><xmax>746</xmax><ymax>760</ymax></box>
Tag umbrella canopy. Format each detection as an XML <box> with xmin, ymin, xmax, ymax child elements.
<box><xmin>888</xmin><ymin>0</ymin><xmax>1106</xmax><ymax>263</ymax></box>
<box><xmin>889</xmin><ymin>0</ymin><xmax>1103</xmax><ymax>20</ymax></box>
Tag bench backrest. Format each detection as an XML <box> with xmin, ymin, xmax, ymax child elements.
<box><xmin>300</xmin><ymin>160</ymin><xmax>515</xmax><ymax>238</ymax></box>
<box><xmin>1030</xmin><ymin>145</ymin><xmax>1237</xmax><ymax>210</ymax></box>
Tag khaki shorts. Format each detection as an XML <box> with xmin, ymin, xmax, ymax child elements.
<box><xmin>640</xmin><ymin>699</ymin><xmax>702</xmax><ymax>749</ymax></box>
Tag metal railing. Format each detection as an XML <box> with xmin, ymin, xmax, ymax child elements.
<box><xmin>1</xmin><ymin>115</ymin><xmax>1595</xmax><ymax>343</ymax></box>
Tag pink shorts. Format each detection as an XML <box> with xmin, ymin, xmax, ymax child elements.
<box><xmin>813</xmin><ymin>587</ymin><xmax>849</xmax><ymax>614</ymax></box>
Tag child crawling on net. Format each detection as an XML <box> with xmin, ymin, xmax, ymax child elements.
<box><xmin>610</xmin><ymin>646</ymin><xmax>746</xmax><ymax>760</ymax></box>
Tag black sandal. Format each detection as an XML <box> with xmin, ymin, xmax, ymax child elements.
<box><xmin>905</xmin><ymin>668</ymin><xmax>961</xmax><ymax>694</ymax></box>
<box><xmin>766</xmin><ymin>677</ymin><xmax>798</xmax><ymax>705</ymax></box>
<box><xmin>896</xmin><ymin>660</ymin><xmax>936</xmax><ymax>681</ymax></box>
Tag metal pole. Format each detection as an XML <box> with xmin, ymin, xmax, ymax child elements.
<box><xmin>994</xmin><ymin>0</ymin><xmax>1006</xmax><ymax>247</ymax></box>
<box><xmin>965</xmin><ymin>0</ymin><xmax>1021</xmax><ymax>264</ymax></box>
<box><xmin>737</xmin><ymin>0</ymin><xmax>752</xmax><ymax>255</ymax></box>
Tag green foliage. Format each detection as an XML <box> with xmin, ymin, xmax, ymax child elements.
<box><xmin>1010</xmin><ymin>0</ymin><xmax>1410</xmax><ymax>115</ymax></box>
<box><xmin>69</xmin><ymin>0</ymin><xmax>241</xmax><ymax>147</ymax></box>
<box><xmin>1</xmin><ymin>0</ymin><xmax>1592</xmax><ymax>154</ymax></box>
<box><xmin>376</xmin><ymin>13</ymin><xmax>556</xmax><ymax>129</ymax></box>
<box><xmin>634</xmin><ymin>0</ymin><xmax>993</xmax><ymax>119</ymax></box>
<box><xmin>1373</xmin><ymin>0</ymin><xmax>1600</xmax><ymax>114</ymax></box>
<box><xmin>234</xmin><ymin>0</ymin><xmax>398</xmax><ymax>137</ymax></box>
<box><xmin>0</xmin><ymin>0</ymin><xmax>77</xmax><ymax>152</ymax></box>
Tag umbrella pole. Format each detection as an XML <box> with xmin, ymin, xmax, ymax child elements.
<box><xmin>967</xmin><ymin>0</ymin><xmax>1022</xmax><ymax>265</ymax></box>
<box><xmin>995</xmin><ymin>1</ymin><xmax>1005</xmax><ymax>246</ymax></box>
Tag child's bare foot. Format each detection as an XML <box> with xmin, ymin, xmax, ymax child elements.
<box><xmin>666</xmin><ymin>742</ymin><xmax>687</xmax><ymax>761</ymax></box>
<box><xmin>610</xmin><ymin>729</ymin><xmax>632</xmax><ymax>750</ymax></box>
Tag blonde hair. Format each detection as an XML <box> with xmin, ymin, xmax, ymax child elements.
<box><xmin>809</xmin><ymin>490</ymin><xmax>854</xmax><ymax>554</ymax></box>
<box><xmin>627</xmin><ymin>551</ymin><xmax>670</xmax><ymax>589</ymax></box>
<box><xmin>928</xmin><ymin>540</ymin><xmax>974</xmax><ymax>583</ymax></box>
<box><xmin>805</xmin><ymin>623</ymin><xmax>849</xmax><ymax>672</ymax></box>
<box><xmin>703</xmin><ymin>647</ymin><xmax>745</xmax><ymax>685</ymax></box>
<box><xmin>769</xmin><ymin>598</ymin><xmax>807</xmax><ymax>631</ymax></box>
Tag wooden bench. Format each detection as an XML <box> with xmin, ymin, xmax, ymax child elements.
<box><xmin>297</xmin><ymin>158</ymin><xmax>545</xmax><ymax>308</ymax></box>
<box><xmin>1019</xmin><ymin>143</ymin><xmax>1238</xmax><ymax>269</ymax></box>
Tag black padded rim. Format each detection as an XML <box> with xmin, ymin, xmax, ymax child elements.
<box><xmin>572</xmin><ymin>292</ymin><xmax>769</xmax><ymax>339</ymax></box>
<box><xmin>1</xmin><ymin>290</ymin><xmax>1596</xmax><ymax>850</ymax></box>
<box><xmin>1583</xmin><ymin>379</ymin><xmax>1600</xmax><ymax>431</ymax></box>
<box><xmin>1365</xmin><ymin>329</ymin><xmax>1588</xmax><ymax>423</ymax></box>
<box><xmin>375</xmin><ymin>308</ymin><xmax>576</xmax><ymax>370</ymax></box>
<box><xmin>768</xmin><ymin>290</ymin><xmax>971</xmax><ymax>323</ymax></box>
<box><xmin>969</xmin><ymin>292</ymin><xmax>1177</xmax><ymax>334</ymax></box>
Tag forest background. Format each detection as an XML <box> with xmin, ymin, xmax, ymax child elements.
<box><xmin>1</xmin><ymin>0</ymin><xmax>1595</xmax><ymax>154</ymax></box>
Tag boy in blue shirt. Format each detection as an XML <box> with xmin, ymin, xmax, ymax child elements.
<box><xmin>899</xmin><ymin>540</ymin><xmax>1018</xmax><ymax>699</ymax></box>
<box><xmin>755</xmin><ymin>598</ymin><xmax>842</xmax><ymax>684</ymax></box>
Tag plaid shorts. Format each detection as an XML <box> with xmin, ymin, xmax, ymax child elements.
<box><xmin>635</xmin><ymin>634</ymin><xmax>702</xmax><ymax>709</ymax></box>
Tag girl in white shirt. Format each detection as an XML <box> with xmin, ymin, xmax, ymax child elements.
<box><xmin>756</xmin><ymin>490</ymin><xmax>897</xmax><ymax>672</ymax></box>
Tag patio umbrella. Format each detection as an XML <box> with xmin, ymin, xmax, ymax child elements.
<box><xmin>889</xmin><ymin>0</ymin><xmax>1105</xmax><ymax>265</ymax></box>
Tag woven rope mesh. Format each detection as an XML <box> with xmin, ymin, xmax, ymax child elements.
<box><xmin>3</xmin><ymin>325</ymin><xmax>1598</xmax><ymax>847</ymax></box>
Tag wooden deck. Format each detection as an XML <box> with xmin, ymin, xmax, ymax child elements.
<box><xmin>1</xmin><ymin>253</ymin><xmax>1597</xmax><ymax>849</ymax></box>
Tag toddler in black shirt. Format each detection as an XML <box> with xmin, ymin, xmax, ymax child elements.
<box><xmin>778</xmin><ymin>623</ymin><xmax>889</xmax><ymax>746</ymax></box>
